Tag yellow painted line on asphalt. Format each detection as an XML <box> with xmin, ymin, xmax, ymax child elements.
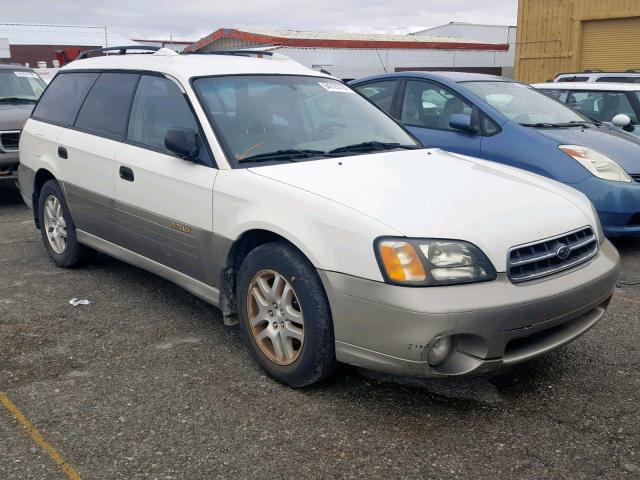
<box><xmin>614</xmin><ymin>294</ymin><xmax>640</xmax><ymax>306</ymax></box>
<box><xmin>0</xmin><ymin>392</ymin><xmax>81</xmax><ymax>480</ymax></box>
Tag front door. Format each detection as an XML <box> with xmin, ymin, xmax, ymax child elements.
<box><xmin>113</xmin><ymin>74</ymin><xmax>218</xmax><ymax>285</ymax></box>
<box><xmin>398</xmin><ymin>79</ymin><xmax>482</xmax><ymax>156</ymax></box>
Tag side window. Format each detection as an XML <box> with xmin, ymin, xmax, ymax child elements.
<box><xmin>596</xmin><ymin>77</ymin><xmax>634</xmax><ymax>83</ymax></box>
<box><xmin>32</xmin><ymin>72</ymin><xmax>98</xmax><ymax>126</ymax></box>
<box><xmin>127</xmin><ymin>75</ymin><xmax>203</xmax><ymax>156</ymax></box>
<box><xmin>401</xmin><ymin>80</ymin><xmax>472</xmax><ymax>131</ymax></box>
<box><xmin>353</xmin><ymin>80</ymin><xmax>399</xmax><ymax>114</ymax></box>
<box><xmin>74</xmin><ymin>73</ymin><xmax>139</xmax><ymax>139</ymax></box>
<box><xmin>481</xmin><ymin>115</ymin><xmax>501</xmax><ymax>136</ymax></box>
<box><xmin>557</xmin><ymin>76</ymin><xmax>588</xmax><ymax>82</ymax></box>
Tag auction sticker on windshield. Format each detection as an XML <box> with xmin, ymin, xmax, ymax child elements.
<box><xmin>318</xmin><ymin>81</ymin><xmax>354</xmax><ymax>93</ymax></box>
<box><xmin>14</xmin><ymin>71</ymin><xmax>39</xmax><ymax>78</ymax></box>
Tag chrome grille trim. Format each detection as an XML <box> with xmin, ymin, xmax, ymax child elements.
<box><xmin>0</xmin><ymin>130</ymin><xmax>20</xmax><ymax>153</ymax></box>
<box><xmin>507</xmin><ymin>227</ymin><xmax>598</xmax><ymax>283</ymax></box>
<box><xmin>631</xmin><ymin>174</ymin><xmax>640</xmax><ymax>183</ymax></box>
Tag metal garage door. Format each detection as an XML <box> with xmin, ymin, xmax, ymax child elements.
<box><xmin>579</xmin><ymin>17</ymin><xmax>640</xmax><ymax>71</ymax></box>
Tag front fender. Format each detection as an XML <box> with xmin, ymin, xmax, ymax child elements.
<box><xmin>212</xmin><ymin>169</ymin><xmax>399</xmax><ymax>282</ymax></box>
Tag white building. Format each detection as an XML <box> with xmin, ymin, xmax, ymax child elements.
<box><xmin>411</xmin><ymin>23</ymin><xmax>517</xmax><ymax>78</ymax></box>
<box><xmin>186</xmin><ymin>28</ymin><xmax>510</xmax><ymax>80</ymax></box>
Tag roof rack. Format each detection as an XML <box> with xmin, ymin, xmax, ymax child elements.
<box><xmin>185</xmin><ymin>50</ymin><xmax>274</xmax><ymax>57</ymax></box>
<box><xmin>77</xmin><ymin>45</ymin><xmax>162</xmax><ymax>60</ymax></box>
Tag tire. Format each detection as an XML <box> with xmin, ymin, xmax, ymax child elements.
<box><xmin>237</xmin><ymin>241</ymin><xmax>337</xmax><ymax>387</ymax></box>
<box><xmin>37</xmin><ymin>179</ymin><xmax>93</xmax><ymax>268</ymax></box>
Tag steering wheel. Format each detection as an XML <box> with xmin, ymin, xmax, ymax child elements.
<box><xmin>312</xmin><ymin>122</ymin><xmax>347</xmax><ymax>140</ymax></box>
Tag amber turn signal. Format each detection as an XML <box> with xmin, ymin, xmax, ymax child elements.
<box><xmin>378</xmin><ymin>241</ymin><xmax>427</xmax><ymax>282</ymax></box>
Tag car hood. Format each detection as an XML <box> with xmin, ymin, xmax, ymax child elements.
<box><xmin>534</xmin><ymin>124</ymin><xmax>640</xmax><ymax>174</ymax></box>
<box><xmin>248</xmin><ymin>149</ymin><xmax>595</xmax><ymax>271</ymax></box>
<box><xmin>0</xmin><ymin>103</ymin><xmax>33</xmax><ymax>130</ymax></box>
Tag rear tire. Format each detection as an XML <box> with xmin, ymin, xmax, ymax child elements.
<box><xmin>38</xmin><ymin>179</ymin><xmax>93</xmax><ymax>268</ymax></box>
<box><xmin>237</xmin><ymin>241</ymin><xmax>337</xmax><ymax>387</ymax></box>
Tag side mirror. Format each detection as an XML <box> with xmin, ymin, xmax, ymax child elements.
<box><xmin>449</xmin><ymin>113</ymin><xmax>475</xmax><ymax>133</ymax></box>
<box><xmin>612</xmin><ymin>114</ymin><xmax>631</xmax><ymax>127</ymax></box>
<box><xmin>165</xmin><ymin>127</ymin><xmax>199</xmax><ymax>160</ymax></box>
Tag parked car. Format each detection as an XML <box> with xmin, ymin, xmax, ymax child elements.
<box><xmin>350</xmin><ymin>72</ymin><xmax>640</xmax><ymax>237</ymax></box>
<box><xmin>19</xmin><ymin>48</ymin><xmax>619</xmax><ymax>387</ymax></box>
<box><xmin>533</xmin><ymin>82</ymin><xmax>640</xmax><ymax>136</ymax></box>
<box><xmin>553</xmin><ymin>71</ymin><xmax>640</xmax><ymax>83</ymax></box>
<box><xmin>0</xmin><ymin>64</ymin><xmax>46</xmax><ymax>182</ymax></box>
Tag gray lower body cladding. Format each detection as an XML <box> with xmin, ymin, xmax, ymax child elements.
<box><xmin>319</xmin><ymin>239</ymin><xmax>619</xmax><ymax>377</ymax></box>
<box><xmin>18</xmin><ymin>172</ymin><xmax>232</xmax><ymax>292</ymax></box>
<box><xmin>62</xmin><ymin>182</ymin><xmax>233</xmax><ymax>289</ymax></box>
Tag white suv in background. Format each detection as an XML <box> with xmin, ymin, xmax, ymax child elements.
<box><xmin>534</xmin><ymin>81</ymin><xmax>640</xmax><ymax>136</ymax></box>
<box><xmin>554</xmin><ymin>71</ymin><xmax>640</xmax><ymax>83</ymax></box>
<box><xmin>18</xmin><ymin>47</ymin><xmax>619</xmax><ymax>387</ymax></box>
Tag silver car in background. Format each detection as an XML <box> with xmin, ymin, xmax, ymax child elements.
<box><xmin>0</xmin><ymin>64</ymin><xmax>46</xmax><ymax>182</ymax></box>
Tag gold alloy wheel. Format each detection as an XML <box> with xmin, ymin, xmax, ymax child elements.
<box><xmin>42</xmin><ymin>195</ymin><xmax>67</xmax><ymax>254</ymax></box>
<box><xmin>247</xmin><ymin>269</ymin><xmax>304</xmax><ymax>365</ymax></box>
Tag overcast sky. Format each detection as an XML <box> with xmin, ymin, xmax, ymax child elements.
<box><xmin>2</xmin><ymin>0</ymin><xmax>518</xmax><ymax>41</ymax></box>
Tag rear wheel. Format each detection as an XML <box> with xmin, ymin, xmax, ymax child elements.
<box><xmin>38</xmin><ymin>179</ymin><xmax>92</xmax><ymax>267</ymax></box>
<box><xmin>237</xmin><ymin>241</ymin><xmax>337</xmax><ymax>387</ymax></box>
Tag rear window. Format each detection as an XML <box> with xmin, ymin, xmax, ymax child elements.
<box><xmin>556</xmin><ymin>76</ymin><xmax>588</xmax><ymax>82</ymax></box>
<box><xmin>32</xmin><ymin>72</ymin><xmax>98</xmax><ymax>126</ymax></box>
<box><xmin>74</xmin><ymin>73</ymin><xmax>139</xmax><ymax>139</ymax></box>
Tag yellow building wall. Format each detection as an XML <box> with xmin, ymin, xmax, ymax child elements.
<box><xmin>515</xmin><ymin>0</ymin><xmax>640</xmax><ymax>83</ymax></box>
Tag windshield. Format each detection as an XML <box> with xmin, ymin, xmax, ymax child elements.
<box><xmin>462</xmin><ymin>81</ymin><xmax>590</xmax><ymax>125</ymax></box>
<box><xmin>193</xmin><ymin>75</ymin><xmax>419</xmax><ymax>166</ymax></box>
<box><xmin>0</xmin><ymin>70</ymin><xmax>46</xmax><ymax>102</ymax></box>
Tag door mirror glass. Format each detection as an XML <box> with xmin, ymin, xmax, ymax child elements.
<box><xmin>449</xmin><ymin>113</ymin><xmax>475</xmax><ymax>132</ymax></box>
<box><xmin>165</xmin><ymin>127</ymin><xmax>199</xmax><ymax>159</ymax></box>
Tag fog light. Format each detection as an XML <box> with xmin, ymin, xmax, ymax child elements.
<box><xmin>428</xmin><ymin>336</ymin><xmax>453</xmax><ymax>366</ymax></box>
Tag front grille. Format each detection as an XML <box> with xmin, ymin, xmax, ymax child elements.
<box><xmin>631</xmin><ymin>174</ymin><xmax>640</xmax><ymax>183</ymax></box>
<box><xmin>508</xmin><ymin>227</ymin><xmax>598</xmax><ymax>283</ymax></box>
<box><xmin>0</xmin><ymin>130</ymin><xmax>20</xmax><ymax>153</ymax></box>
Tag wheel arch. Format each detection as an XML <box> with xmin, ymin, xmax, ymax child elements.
<box><xmin>32</xmin><ymin>168</ymin><xmax>57</xmax><ymax>229</ymax></box>
<box><xmin>218</xmin><ymin>228</ymin><xmax>319</xmax><ymax>325</ymax></box>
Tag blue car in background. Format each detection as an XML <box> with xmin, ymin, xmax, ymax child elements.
<box><xmin>349</xmin><ymin>72</ymin><xmax>640</xmax><ymax>237</ymax></box>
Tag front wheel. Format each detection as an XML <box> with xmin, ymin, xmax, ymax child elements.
<box><xmin>38</xmin><ymin>179</ymin><xmax>92</xmax><ymax>267</ymax></box>
<box><xmin>237</xmin><ymin>241</ymin><xmax>337</xmax><ymax>387</ymax></box>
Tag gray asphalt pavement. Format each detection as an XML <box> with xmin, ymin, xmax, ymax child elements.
<box><xmin>1</xmin><ymin>184</ymin><xmax>639</xmax><ymax>480</ymax></box>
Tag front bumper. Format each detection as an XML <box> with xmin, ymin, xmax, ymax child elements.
<box><xmin>319</xmin><ymin>239</ymin><xmax>619</xmax><ymax>377</ymax></box>
<box><xmin>572</xmin><ymin>177</ymin><xmax>640</xmax><ymax>237</ymax></box>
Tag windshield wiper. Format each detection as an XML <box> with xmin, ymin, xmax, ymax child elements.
<box><xmin>238</xmin><ymin>149</ymin><xmax>327</xmax><ymax>163</ymax></box>
<box><xmin>0</xmin><ymin>97</ymin><xmax>37</xmax><ymax>104</ymax></box>
<box><xmin>328</xmin><ymin>141</ymin><xmax>420</xmax><ymax>155</ymax></box>
<box><xmin>520</xmin><ymin>121</ymin><xmax>589</xmax><ymax>128</ymax></box>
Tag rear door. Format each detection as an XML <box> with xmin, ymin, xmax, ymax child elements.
<box><xmin>114</xmin><ymin>74</ymin><xmax>218</xmax><ymax>285</ymax></box>
<box><xmin>397</xmin><ymin>79</ymin><xmax>481</xmax><ymax>155</ymax></box>
<box><xmin>26</xmin><ymin>71</ymin><xmax>99</xmax><ymax>204</ymax></box>
<box><xmin>55</xmin><ymin>71</ymin><xmax>139</xmax><ymax>243</ymax></box>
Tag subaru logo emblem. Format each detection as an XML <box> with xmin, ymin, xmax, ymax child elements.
<box><xmin>556</xmin><ymin>244</ymin><xmax>571</xmax><ymax>260</ymax></box>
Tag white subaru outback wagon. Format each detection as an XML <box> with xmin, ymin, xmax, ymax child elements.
<box><xmin>18</xmin><ymin>46</ymin><xmax>619</xmax><ymax>387</ymax></box>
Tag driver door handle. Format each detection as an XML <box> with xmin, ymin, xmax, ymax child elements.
<box><xmin>119</xmin><ymin>166</ymin><xmax>134</xmax><ymax>182</ymax></box>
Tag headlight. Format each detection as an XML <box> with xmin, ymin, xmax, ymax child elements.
<box><xmin>375</xmin><ymin>238</ymin><xmax>497</xmax><ymax>286</ymax></box>
<box><xmin>559</xmin><ymin>145</ymin><xmax>631</xmax><ymax>183</ymax></box>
